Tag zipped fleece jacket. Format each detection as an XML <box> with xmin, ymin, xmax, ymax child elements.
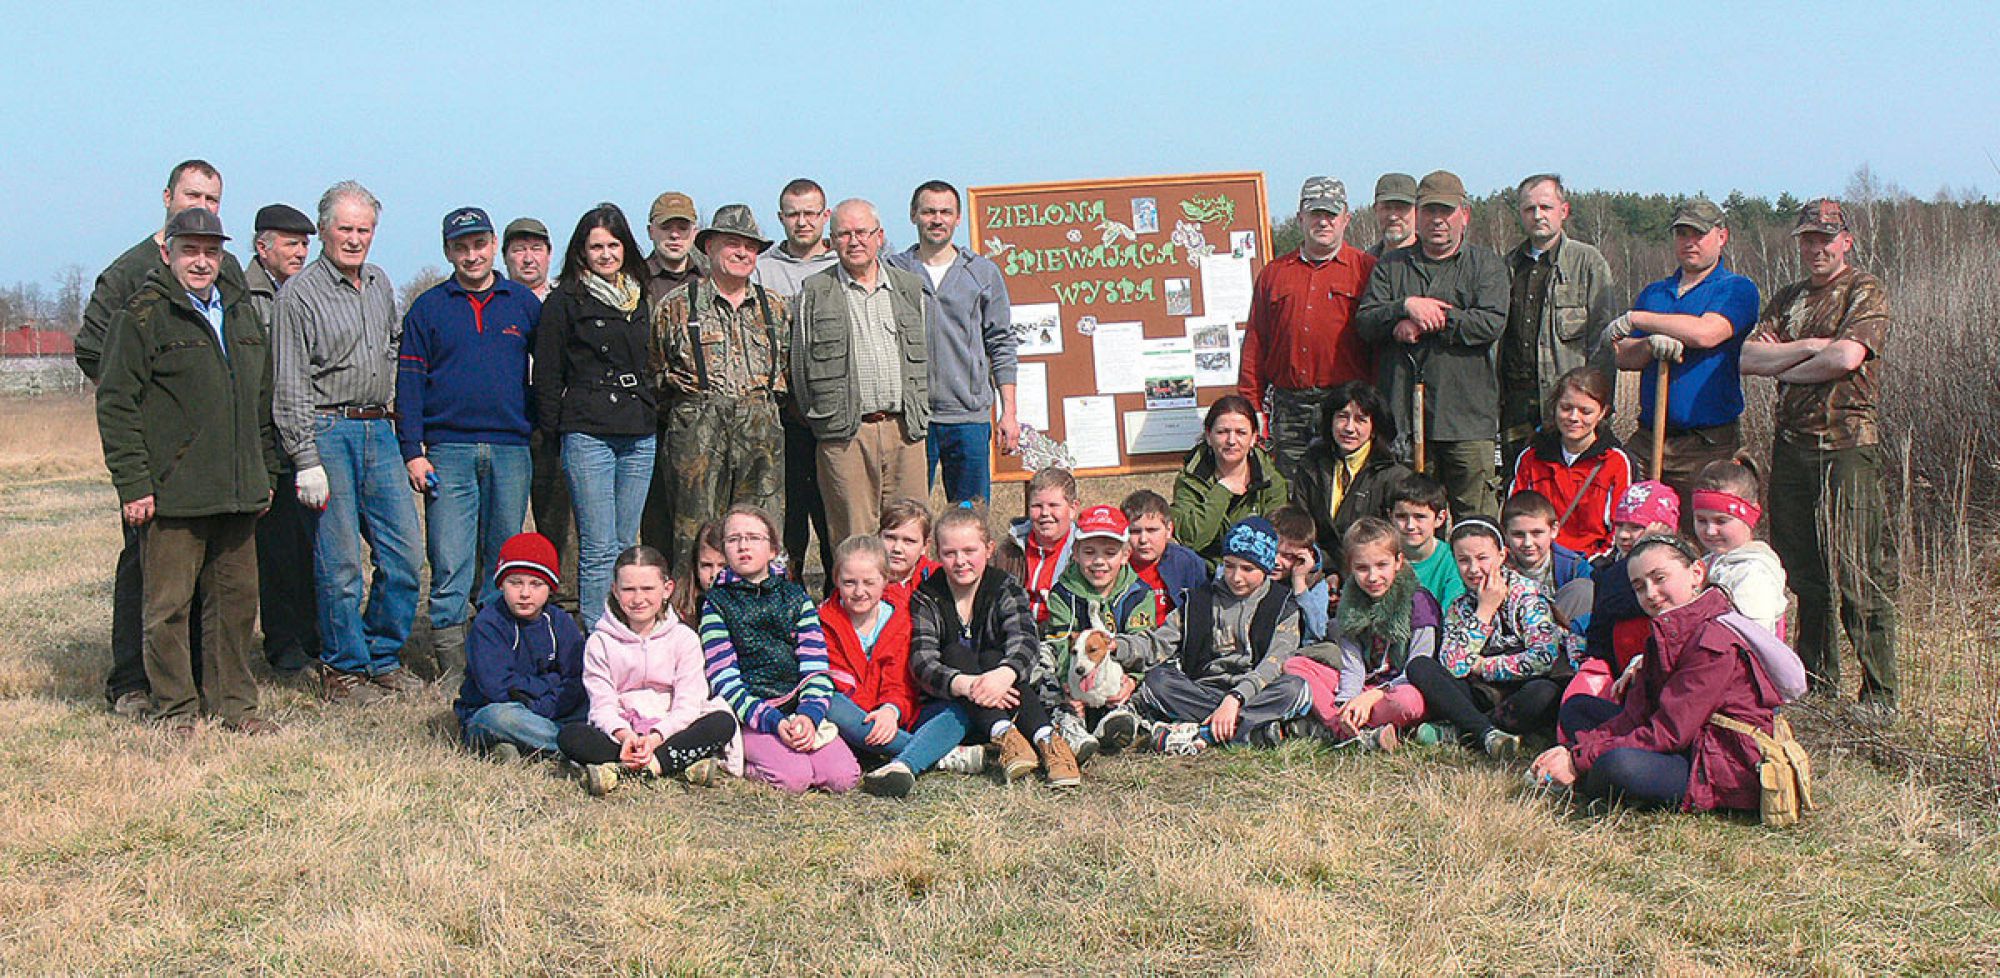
<box><xmin>396</xmin><ymin>275</ymin><xmax>541</xmax><ymax>460</ymax></box>
<box><xmin>1509</xmin><ymin>428</ymin><xmax>1635</xmax><ymax>559</ymax></box>
<box><xmin>96</xmin><ymin>268</ymin><xmax>279</xmax><ymax>516</ymax></box>
<box><xmin>581</xmin><ymin>605</ymin><xmax>720</xmax><ymax>742</ymax></box>
<box><xmin>887</xmin><ymin>245</ymin><xmax>1016</xmax><ymax>424</ymax></box>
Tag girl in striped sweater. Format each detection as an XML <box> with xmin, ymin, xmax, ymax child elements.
<box><xmin>700</xmin><ymin>505</ymin><xmax>859</xmax><ymax>794</ymax></box>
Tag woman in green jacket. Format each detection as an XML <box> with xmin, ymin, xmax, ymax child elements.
<box><xmin>1171</xmin><ymin>395</ymin><xmax>1290</xmax><ymax>562</ymax></box>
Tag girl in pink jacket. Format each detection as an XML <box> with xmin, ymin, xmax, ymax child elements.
<box><xmin>558</xmin><ymin>546</ymin><xmax>739</xmax><ymax>796</ymax></box>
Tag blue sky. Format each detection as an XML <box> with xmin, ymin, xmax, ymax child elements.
<box><xmin>3</xmin><ymin>1</ymin><xmax>1994</xmax><ymax>287</ymax></box>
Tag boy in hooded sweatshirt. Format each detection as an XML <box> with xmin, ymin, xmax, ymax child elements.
<box><xmin>1115</xmin><ymin>516</ymin><xmax>1312</xmax><ymax>754</ymax></box>
<box><xmin>1692</xmin><ymin>459</ymin><xmax>1788</xmax><ymax>636</ymax></box>
<box><xmin>456</xmin><ymin>533</ymin><xmax>587</xmax><ymax>758</ymax></box>
<box><xmin>1039</xmin><ymin>505</ymin><xmax>1159</xmax><ymax>756</ymax></box>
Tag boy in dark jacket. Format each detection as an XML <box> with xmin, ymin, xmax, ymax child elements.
<box><xmin>456</xmin><ymin>533</ymin><xmax>587</xmax><ymax>759</ymax></box>
<box><xmin>1120</xmin><ymin>490</ymin><xmax>1209</xmax><ymax>622</ymax></box>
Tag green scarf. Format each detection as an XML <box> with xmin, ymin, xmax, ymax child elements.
<box><xmin>583</xmin><ymin>271</ymin><xmax>643</xmax><ymax>314</ymax></box>
<box><xmin>1336</xmin><ymin>565</ymin><xmax>1419</xmax><ymax>671</ymax></box>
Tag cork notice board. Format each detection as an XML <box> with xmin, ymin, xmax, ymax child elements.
<box><xmin>968</xmin><ymin>172</ymin><xmax>1271</xmax><ymax>481</ymax></box>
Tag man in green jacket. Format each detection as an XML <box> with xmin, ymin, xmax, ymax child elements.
<box><xmin>1500</xmin><ymin>174</ymin><xmax>1620</xmax><ymax>475</ymax></box>
<box><xmin>95</xmin><ymin>209</ymin><xmax>281</xmax><ymax>735</ymax></box>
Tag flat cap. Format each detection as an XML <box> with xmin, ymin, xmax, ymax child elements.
<box><xmin>254</xmin><ymin>203</ymin><xmax>314</xmax><ymax>235</ymax></box>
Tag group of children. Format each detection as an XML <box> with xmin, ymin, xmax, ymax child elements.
<box><xmin>451</xmin><ymin>408</ymin><xmax>1800</xmax><ymax>814</ymax></box>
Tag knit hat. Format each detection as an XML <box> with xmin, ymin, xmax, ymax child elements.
<box><xmin>493</xmin><ymin>532</ymin><xmax>560</xmax><ymax>589</ymax></box>
<box><xmin>1074</xmin><ymin>505</ymin><xmax>1129</xmax><ymax>544</ymax></box>
<box><xmin>1220</xmin><ymin>516</ymin><xmax>1279</xmax><ymax>574</ymax></box>
<box><xmin>1613</xmin><ymin>480</ymin><xmax>1681</xmax><ymax>529</ymax></box>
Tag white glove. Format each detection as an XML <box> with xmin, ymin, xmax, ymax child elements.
<box><xmin>1602</xmin><ymin>312</ymin><xmax>1636</xmax><ymax>342</ymax></box>
<box><xmin>295</xmin><ymin>464</ymin><xmax>330</xmax><ymax>509</ymax></box>
<box><xmin>1646</xmin><ymin>333</ymin><xmax>1685</xmax><ymax>364</ymax></box>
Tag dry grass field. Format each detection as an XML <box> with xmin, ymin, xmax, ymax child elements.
<box><xmin>2</xmin><ymin>392</ymin><xmax>1996</xmax><ymax>977</ymax></box>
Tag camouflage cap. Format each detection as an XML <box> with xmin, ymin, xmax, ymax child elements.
<box><xmin>1791</xmin><ymin>198</ymin><xmax>1849</xmax><ymax>236</ymax></box>
<box><xmin>649</xmin><ymin>191</ymin><xmax>698</xmax><ymax>227</ymax></box>
<box><xmin>1415</xmin><ymin>170</ymin><xmax>1467</xmax><ymax>209</ymax></box>
<box><xmin>1299</xmin><ymin>176</ymin><xmax>1348</xmax><ymax>216</ymax></box>
<box><xmin>1669</xmin><ymin>197</ymin><xmax>1726</xmax><ymax>233</ymax></box>
<box><xmin>695</xmin><ymin>203</ymin><xmax>771</xmax><ymax>253</ymax></box>
<box><xmin>1373</xmin><ymin>172</ymin><xmax>1418</xmax><ymax>205</ymax></box>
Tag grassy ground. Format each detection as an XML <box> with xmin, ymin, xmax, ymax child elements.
<box><xmin>3</xmin><ymin>393</ymin><xmax>1996</xmax><ymax>977</ymax></box>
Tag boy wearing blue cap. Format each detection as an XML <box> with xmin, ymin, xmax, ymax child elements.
<box><xmin>1109</xmin><ymin>516</ymin><xmax>1313</xmax><ymax>753</ymax></box>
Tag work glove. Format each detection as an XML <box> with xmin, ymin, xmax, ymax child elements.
<box><xmin>296</xmin><ymin>464</ymin><xmax>330</xmax><ymax>510</ymax></box>
<box><xmin>1646</xmin><ymin>334</ymin><xmax>1685</xmax><ymax>364</ymax></box>
<box><xmin>1602</xmin><ymin>312</ymin><xmax>1636</xmax><ymax>342</ymax></box>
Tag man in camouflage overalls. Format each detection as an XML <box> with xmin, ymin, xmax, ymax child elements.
<box><xmin>649</xmin><ymin>204</ymin><xmax>789</xmax><ymax>573</ymax></box>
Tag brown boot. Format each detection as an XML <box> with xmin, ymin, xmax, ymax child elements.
<box><xmin>1039</xmin><ymin>733</ymin><xmax>1081</xmax><ymax>789</ymax></box>
<box><xmin>320</xmin><ymin>666</ymin><xmax>387</xmax><ymax>706</ymax></box>
<box><xmin>995</xmin><ymin>727</ymin><xmax>1036</xmax><ymax>784</ymax></box>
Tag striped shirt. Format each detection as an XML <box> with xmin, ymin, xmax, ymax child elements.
<box><xmin>698</xmin><ymin>572</ymin><xmax>833</xmax><ymax>734</ymax></box>
<box><xmin>272</xmin><ymin>254</ymin><xmax>400</xmax><ymax>467</ymax></box>
<box><xmin>838</xmin><ymin>262</ymin><xmax>903</xmax><ymax>415</ymax></box>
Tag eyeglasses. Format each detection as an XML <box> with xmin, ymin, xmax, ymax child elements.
<box><xmin>832</xmin><ymin>228</ymin><xmax>881</xmax><ymax>241</ymax></box>
<box><xmin>779</xmin><ymin>209</ymin><xmax>825</xmax><ymax>220</ymax></box>
<box><xmin>724</xmin><ymin>533</ymin><xmax>770</xmax><ymax>546</ymax></box>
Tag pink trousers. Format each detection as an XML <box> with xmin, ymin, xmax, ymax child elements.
<box><xmin>741</xmin><ymin>729</ymin><xmax>860</xmax><ymax>794</ymax></box>
<box><xmin>1284</xmin><ymin>658</ymin><xmax>1427</xmax><ymax>738</ymax></box>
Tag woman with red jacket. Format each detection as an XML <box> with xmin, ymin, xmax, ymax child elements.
<box><xmin>819</xmin><ymin>535</ymin><xmax>977</xmax><ymax>798</ymax></box>
<box><xmin>1509</xmin><ymin>367</ymin><xmax>1633</xmax><ymax>560</ymax></box>
<box><xmin>1529</xmin><ymin>534</ymin><xmax>1777</xmax><ymax>813</ymax></box>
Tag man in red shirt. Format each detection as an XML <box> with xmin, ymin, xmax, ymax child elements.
<box><xmin>1237</xmin><ymin>176</ymin><xmax>1378</xmax><ymax>481</ymax></box>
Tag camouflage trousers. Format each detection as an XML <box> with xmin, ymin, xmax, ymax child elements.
<box><xmin>644</xmin><ymin>394</ymin><xmax>785</xmax><ymax>575</ymax></box>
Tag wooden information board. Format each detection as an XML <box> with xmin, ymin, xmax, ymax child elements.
<box><xmin>967</xmin><ymin>172</ymin><xmax>1271</xmax><ymax>481</ymax></box>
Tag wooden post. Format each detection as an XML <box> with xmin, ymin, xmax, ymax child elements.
<box><xmin>1650</xmin><ymin>360</ymin><xmax>1670</xmax><ymax>476</ymax></box>
<box><xmin>1413</xmin><ymin>383</ymin><xmax>1428</xmax><ymax>473</ymax></box>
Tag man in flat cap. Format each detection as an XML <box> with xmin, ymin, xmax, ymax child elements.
<box><xmin>1606</xmin><ymin>197</ymin><xmax>1761</xmax><ymax>531</ymax></box>
<box><xmin>95</xmin><ymin>208</ymin><xmax>281</xmax><ymax>735</ymax></box>
<box><xmin>647</xmin><ymin>204</ymin><xmax>791</xmax><ymax>570</ymax></box>
<box><xmin>506</xmin><ymin>216</ymin><xmax>574</xmax><ymax>611</ymax></box>
<box><xmin>397</xmin><ymin>207</ymin><xmax>543</xmax><ymax>683</ymax></box>
<box><xmin>78</xmin><ymin>159</ymin><xmax>247</xmax><ymax>717</ymax></box>
<box><xmin>1366</xmin><ymin>172</ymin><xmax>1419</xmax><ymax>257</ymax></box>
<box><xmin>245</xmin><ymin>202</ymin><xmax>319</xmax><ymax>680</ymax></box>
<box><xmin>1499</xmin><ymin>173</ymin><xmax>1620</xmax><ymax>475</ymax></box>
<box><xmin>503</xmin><ymin>218</ymin><xmax>555</xmax><ymax>301</ymax></box>
<box><xmin>1741</xmin><ymin>199</ymin><xmax>1898</xmax><ymax>716</ymax></box>
<box><xmin>1356</xmin><ymin>169</ymin><xmax>1509</xmax><ymax>520</ymax></box>
<box><xmin>642</xmin><ymin>191</ymin><xmax>707</xmax><ymax>314</ymax></box>
<box><xmin>1238</xmin><ymin>175</ymin><xmax>1379</xmax><ymax>479</ymax></box>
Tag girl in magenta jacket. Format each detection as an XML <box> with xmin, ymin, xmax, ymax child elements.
<box><xmin>1530</xmin><ymin>535</ymin><xmax>1778</xmax><ymax>813</ymax></box>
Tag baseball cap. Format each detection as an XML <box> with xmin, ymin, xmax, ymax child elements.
<box><xmin>164</xmin><ymin>207</ymin><xmax>228</xmax><ymax>241</ymax></box>
<box><xmin>1791</xmin><ymin>198</ymin><xmax>1849</xmax><ymax>236</ymax></box>
<box><xmin>1298</xmin><ymin>176</ymin><xmax>1348</xmax><ymax>216</ymax></box>
<box><xmin>1415</xmin><ymin>170</ymin><xmax>1467</xmax><ymax>209</ymax></box>
<box><xmin>1074</xmin><ymin>505</ymin><xmax>1130</xmax><ymax>544</ymax></box>
<box><xmin>502</xmin><ymin>217</ymin><xmax>550</xmax><ymax>247</ymax></box>
<box><xmin>1670</xmin><ymin>197</ymin><xmax>1726</xmax><ymax>233</ymax></box>
<box><xmin>1372</xmin><ymin>172</ymin><xmax>1418</xmax><ymax>206</ymax></box>
<box><xmin>649</xmin><ymin>191</ymin><xmax>698</xmax><ymax>227</ymax></box>
<box><xmin>442</xmin><ymin>206</ymin><xmax>494</xmax><ymax>241</ymax></box>
<box><xmin>254</xmin><ymin>203</ymin><xmax>314</xmax><ymax>235</ymax></box>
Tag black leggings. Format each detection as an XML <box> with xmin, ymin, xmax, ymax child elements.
<box><xmin>1404</xmin><ymin>656</ymin><xmax>1560</xmax><ymax>745</ymax></box>
<box><xmin>558</xmin><ymin>711</ymin><xmax>737</xmax><ymax>773</ymax></box>
<box><xmin>962</xmin><ymin>675</ymin><xmax>1051</xmax><ymax>743</ymax></box>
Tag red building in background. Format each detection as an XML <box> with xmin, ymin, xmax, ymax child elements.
<box><xmin>2</xmin><ymin>324</ymin><xmax>74</xmax><ymax>358</ymax></box>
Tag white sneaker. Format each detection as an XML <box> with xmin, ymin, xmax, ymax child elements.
<box><xmin>1095</xmin><ymin>706</ymin><xmax>1148</xmax><ymax>752</ymax></box>
<box><xmin>1153</xmin><ymin>722</ymin><xmax>1209</xmax><ymax>757</ymax></box>
<box><xmin>861</xmin><ymin>761</ymin><xmax>916</xmax><ymax>798</ymax></box>
<box><xmin>934</xmin><ymin>744</ymin><xmax>987</xmax><ymax>775</ymax></box>
<box><xmin>1054</xmin><ymin>711</ymin><xmax>1100</xmax><ymax>766</ymax></box>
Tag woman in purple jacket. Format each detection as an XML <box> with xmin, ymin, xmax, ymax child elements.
<box><xmin>1529</xmin><ymin>534</ymin><xmax>1778</xmax><ymax>812</ymax></box>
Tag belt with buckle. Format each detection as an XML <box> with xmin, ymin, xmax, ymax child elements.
<box><xmin>859</xmin><ymin>411</ymin><xmax>898</xmax><ymax>424</ymax></box>
<box><xmin>321</xmin><ymin>405</ymin><xmax>395</xmax><ymax>420</ymax></box>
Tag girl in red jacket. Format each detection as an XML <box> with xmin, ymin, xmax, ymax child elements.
<box><xmin>820</xmin><ymin>535</ymin><xmax>980</xmax><ymax>798</ymax></box>
<box><xmin>1509</xmin><ymin>367</ymin><xmax>1633</xmax><ymax>560</ymax></box>
<box><xmin>1529</xmin><ymin>534</ymin><xmax>1779</xmax><ymax>813</ymax></box>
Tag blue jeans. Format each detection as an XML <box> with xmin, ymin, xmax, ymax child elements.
<box><xmin>463</xmin><ymin>701</ymin><xmax>583</xmax><ymax>754</ymax></box>
<box><xmin>826</xmin><ymin>693</ymin><xmax>970</xmax><ymax>774</ymax></box>
<box><xmin>314</xmin><ymin>417</ymin><xmax>421</xmax><ymax>676</ymax></box>
<box><xmin>563</xmin><ymin>432</ymin><xmax>655</xmax><ymax>631</ymax></box>
<box><xmin>425</xmin><ymin>442</ymin><xmax>532</xmax><ymax>630</ymax></box>
<box><xmin>927</xmin><ymin>421</ymin><xmax>992</xmax><ymax>504</ymax></box>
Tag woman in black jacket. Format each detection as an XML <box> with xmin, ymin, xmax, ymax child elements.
<box><xmin>1289</xmin><ymin>381</ymin><xmax>1412</xmax><ymax>576</ymax></box>
<box><xmin>532</xmin><ymin>204</ymin><xmax>656</xmax><ymax>630</ymax></box>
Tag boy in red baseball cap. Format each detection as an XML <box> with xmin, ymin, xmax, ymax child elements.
<box><xmin>1039</xmin><ymin>504</ymin><xmax>1160</xmax><ymax>756</ymax></box>
<box><xmin>453</xmin><ymin>533</ymin><xmax>588</xmax><ymax>760</ymax></box>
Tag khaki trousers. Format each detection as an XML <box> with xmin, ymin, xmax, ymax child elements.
<box><xmin>817</xmin><ymin>416</ymin><xmax>926</xmax><ymax>548</ymax></box>
<box><xmin>143</xmin><ymin>513</ymin><xmax>261</xmax><ymax>723</ymax></box>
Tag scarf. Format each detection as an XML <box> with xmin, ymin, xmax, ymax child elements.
<box><xmin>583</xmin><ymin>271</ymin><xmax>642</xmax><ymax>314</ymax></box>
<box><xmin>1336</xmin><ymin>565</ymin><xmax>1419</xmax><ymax>672</ymax></box>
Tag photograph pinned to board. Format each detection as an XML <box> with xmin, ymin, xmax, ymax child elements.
<box><xmin>1010</xmin><ymin>302</ymin><xmax>1064</xmax><ymax>356</ymax></box>
<box><xmin>1198</xmin><ymin>251</ymin><xmax>1254</xmax><ymax>322</ymax></box>
<box><xmin>1229</xmin><ymin>229</ymin><xmax>1257</xmax><ymax>259</ymax></box>
<box><xmin>1062</xmin><ymin>396</ymin><xmax>1122</xmax><ymax>469</ymax></box>
<box><xmin>1187</xmin><ymin>316</ymin><xmax>1240</xmax><ymax>386</ymax></box>
<box><xmin>1090</xmin><ymin>321</ymin><xmax>1146</xmax><ymax>394</ymax></box>
<box><xmin>1141</xmin><ymin>337</ymin><xmax>1198</xmax><ymax>410</ymax></box>
<box><xmin>1124</xmin><ymin>407</ymin><xmax>1206</xmax><ymax>455</ymax></box>
<box><xmin>1131</xmin><ymin>197</ymin><xmax>1159</xmax><ymax>234</ymax></box>
<box><xmin>1012</xmin><ymin>361</ymin><xmax>1051</xmax><ymax>432</ymax></box>
<box><xmin>1188</xmin><ymin>320</ymin><xmax>1231</xmax><ymax>351</ymax></box>
<box><xmin>1164</xmin><ymin>277</ymin><xmax>1193</xmax><ymax>316</ymax></box>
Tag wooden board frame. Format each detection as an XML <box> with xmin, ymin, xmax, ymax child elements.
<box><xmin>968</xmin><ymin>171</ymin><xmax>1271</xmax><ymax>482</ymax></box>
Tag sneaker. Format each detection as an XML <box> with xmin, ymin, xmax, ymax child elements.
<box><xmin>1281</xmin><ymin>716</ymin><xmax>1344</xmax><ymax>746</ymax></box>
<box><xmin>1153</xmin><ymin>722</ymin><xmax>1208</xmax><ymax>757</ymax></box>
<box><xmin>861</xmin><ymin>760</ymin><xmax>916</xmax><ymax>798</ymax></box>
<box><xmin>995</xmin><ymin>727</ymin><xmax>1037</xmax><ymax>784</ymax></box>
<box><xmin>224</xmin><ymin>716</ymin><xmax>282</xmax><ymax>737</ymax></box>
<box><xmin>487</xmin><ymin>742</ymin><xmax>521</xmax><ymax>764</ymax></box>
<box><xmin>934</xmin><ymin>744</ymin><xmax>986</xmax><ymax>775</ymax></box>
<box><xmin>679</xmin><ymin>757</ymin><xmax>721</xmax><ymax>787</ymax></box>
<box><xmin>320</xmin><ymin>667</ymin><xmax>388</xmax><ymax>706</ymax></box>
<box><xmin>1482</xmin><ymin>728</ymin><xmax>1521</xmax><ymax>760</ymax></box>
<box><xmin>1039</xmin><ymin>735</ymin><xmax>1082</xmax><ymax>788</ymax></box>
<box><xmin>1054</xmin><ymin>711</ymin><xmax>1100</xmax><ymax>767</ymax></box>
<box><xmin>1412</xmin><ymin>721</ymin><xmax>1458</xmax><ymax>747</ymax></box>
<box><xmin>1096</xmin><ymin>706</ymin><xmax>1145</xmax><ymax>753</ymax></box>
<box><xmin>369</xmin><ymin>668</ymin><xmax>426</xmax><ymax>695</ymax></box>
<box><xmin>583</xmin><ymin>763</ymin><xmax>620</xmax><ymax>797</ymax></box>
<box><xmin>111</xmin><ymin>690</ymin><xmax>152</xmax><ymax>718</ymax></box>
<box><xmin>1360</xmin><ymin>725</ymin><xmax>1399</xmax><ymax>753</ymax></box>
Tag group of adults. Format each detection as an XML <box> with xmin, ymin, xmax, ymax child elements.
<box><xmin>1226</xmin><ymin>170</ymin><xmax>1896</xmax><ymax>711</ymax></box>
<box><xmin>83</xmin><ymin>162</ymin><xmax>1017</xmax><ymax>730</ymax></box>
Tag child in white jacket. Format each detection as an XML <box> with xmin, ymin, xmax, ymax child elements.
<box><xmin>1692</xmin><ymin>460</ymin><xmax>1789</xmax><ymax>636</ymax></box>
<box><xmin>558</xmin><ymin>546</ymin><xmax>739</xmax><ymax>796</ymax></box>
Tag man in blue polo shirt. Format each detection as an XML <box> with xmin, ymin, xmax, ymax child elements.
<box><xmin>397</xmin><ymin>206</ymin><xmax>542</xmax><ymax>683</ymax></box>
<box><xmin>1605</xmin><ymin>197</ymin><xmax>1760</xmax><ymax>533</ymax></box>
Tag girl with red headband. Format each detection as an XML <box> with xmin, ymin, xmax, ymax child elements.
<box><xmin>1691</xmin><ymin>459</ymin><xmax>1788</xmax><ymax>637</ymax></box>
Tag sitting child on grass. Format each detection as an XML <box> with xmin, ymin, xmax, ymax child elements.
<box><xmin>1120</xmin><ymin>489</ymin><xmax>1210</xmax><ymax>621</ymax></box>
<box><xmin>1271</xmin><ymin>504</ymin><xmax>1335</xmax><ymax>643</ymax></box>
<box><xmin>1040</xmin><ymin>505</ymin><xmax>1158</xmax><ymax>757</ymax></box>
<box><xmin>1564</xmin><ymin>481</ymin><xmax>1681</xmax><ymax>740</ymax></box>
<box><xmin>1389</xmin><ymin>474</ymin><xmax>1465</xmax><ymax>610</ymax></box>
<box><xmin>455</xmin><ymin>533</ymin><xmax>587</xmax><ymax>761</ymax></box>
<box><xmin>1502</xmin><ymin>490</ymin><xmax>1595</xmax><ymax>630</ymax></box>
<box><xmin>878</xmin><ymin>497</ymin><xmax>939</xmax><ymax>605</ymax></box>
<box><xmin>1692</xmin><ymin>459</ymin><xmax>1788</xmax><ymax>636</ymax></box>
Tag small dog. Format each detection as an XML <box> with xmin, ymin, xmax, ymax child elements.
<box><xmin>1065</xmin><ymin>628</ymin><xmax>1126</xmax><ymax>709</ymax></box>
